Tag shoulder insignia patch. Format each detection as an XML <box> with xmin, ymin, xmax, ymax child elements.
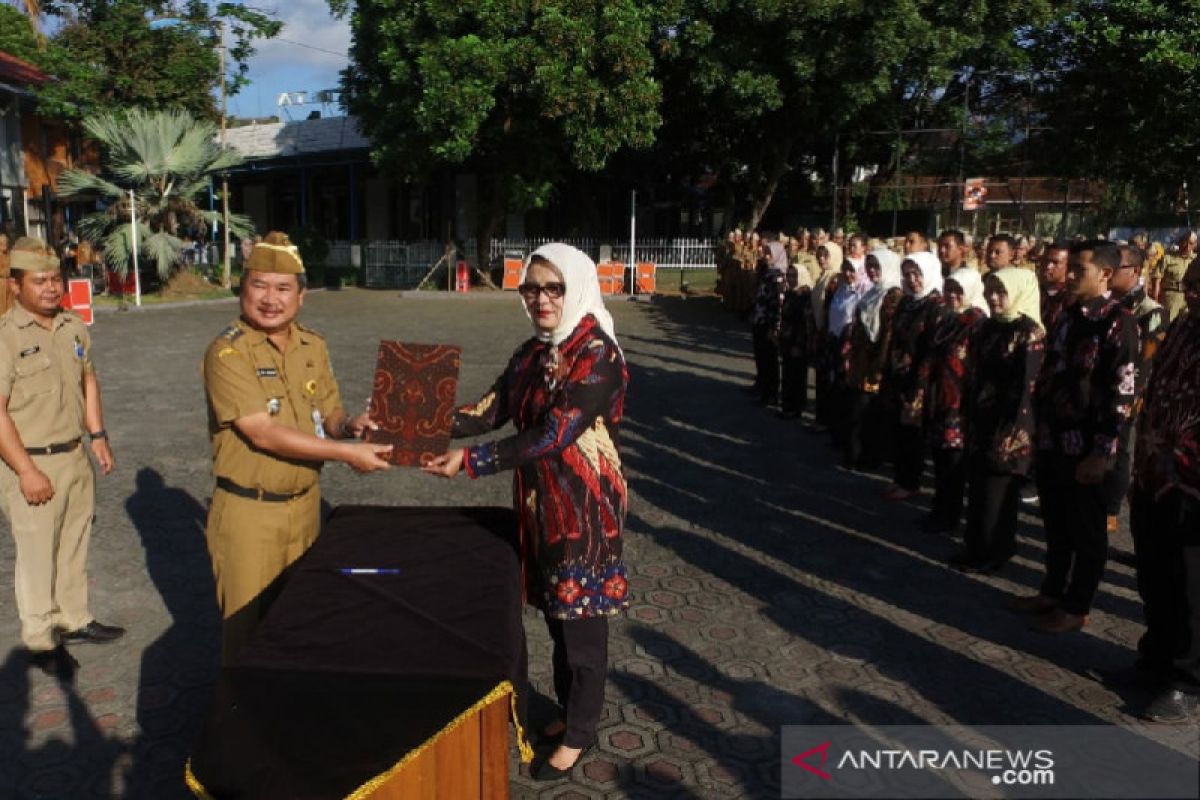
<box><xmin>221</xmin><ymin>325</ymin><xmax>243</xmax><ymax>341</ymax></box>
<box><xmin>217</xmin><ymin>347</ymin><xmax>239</xmax><ymax>359</ymax></box>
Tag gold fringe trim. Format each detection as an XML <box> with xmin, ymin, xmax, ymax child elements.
<box><xmin>184</xmin><ymin>760</ymin><xmax>215</xmax><ymax>800</ymax></box>
<box><xmin>345</xmin><ymin>680</ymin><xmax>533</xmax><ymax>800</ymax></box>
<box><xmin>182</xmin><ymin>681</ymin><xmax>532</xmax><ymax>800</ymax></box>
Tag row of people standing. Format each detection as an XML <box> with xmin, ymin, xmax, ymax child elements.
<box><xmin>743</xmin><ymin>226</ymin><xmax>1198</xmax><ymax>718</ymax></box>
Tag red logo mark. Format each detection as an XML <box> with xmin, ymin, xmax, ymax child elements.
<box><xmin>791</xmin><ymin>741</ymin><xmax>832</xmax><ymax>780</ymax></box>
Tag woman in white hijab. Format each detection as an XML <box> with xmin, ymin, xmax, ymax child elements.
<box><xmin>882</xmin><ymin>251</ymin><xmax>951</xmax><ymax>501</ymax></box>
<box><xmin>841</xmin><ymin>248</ymin><xmax>905</xmax><ymax>469</ymax></box>
<box><xmin>811</xmin><ymin>241</ymin><xmax>844</xmax><ymax>429</ymax></box>
<box><xmin>919</xmin><ymin>266</ymin><xmax>990</xmax><ymax>533</ymax></box>
<box><xmin>425</xmin><ymin>243</ymin><xmax>628</xmax><ymax>780</ymax></box>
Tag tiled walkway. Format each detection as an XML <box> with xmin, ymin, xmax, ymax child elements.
<box><xmin>0</xmin><ymin>290</ymin><xmax>1158</xmax><ymax>799</ymax></box>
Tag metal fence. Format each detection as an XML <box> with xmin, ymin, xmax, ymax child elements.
<box><xmin>330</xmin><ymin>237</ymin><xmax>719</xmax><ymax>289</ymax></box>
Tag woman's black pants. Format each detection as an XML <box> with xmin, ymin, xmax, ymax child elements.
<box><xmin>963</xmin><ymin>460</ymin><xmax>1022</xmax><ymax>564</ymax></box>
<box><xmin>546</xmin><ymin>615</ymin><xmax>609</xmax><ymax>748</ymax></box>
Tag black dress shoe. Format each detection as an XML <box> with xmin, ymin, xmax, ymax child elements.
<box><xmin>57</xmin><ymin>620</ymin><xmax>126</xmax><ymax>645</ymax></box>
<box><xmin>1143</xmin><ymin>688</ymin><xmax>1200</xmax><ymax>723</ymax></box>
<box><xmin>28</xmin><ymin>646</ymin><xmax>79</xmax><ymax>678</ymax></box>
<box><xmin>531</xmin><ymin>743</ymin><xmax>592</xmax><ymax>782</ymax></box>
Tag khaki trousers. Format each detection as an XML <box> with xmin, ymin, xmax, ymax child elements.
<box><xmin>205</xmin><ymin>483</ymin><xmax>320</xmax><ymax>663</ymax></box>
<box><xmin>1</xmin><ymin>447</ymin><xmax>95</xmax><ymax>651</ymax></box>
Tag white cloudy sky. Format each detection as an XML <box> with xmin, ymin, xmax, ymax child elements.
<box><xmin>230</xmin><ymin>0</ymin><xmax>352</xmax><ymax>120</ymax></box>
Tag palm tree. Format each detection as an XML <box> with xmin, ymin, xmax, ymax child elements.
<box><xmin>57</xmin><ymin>108</ymin><xmax>253</xmax><ymax>280</ymax></box>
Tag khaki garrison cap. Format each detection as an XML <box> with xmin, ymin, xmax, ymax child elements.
<box><xmin>245</xmin><ymin>231</ymin><xmax>304</xmax><ymax>275</ymax></box>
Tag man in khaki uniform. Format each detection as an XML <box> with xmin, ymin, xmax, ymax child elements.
<box><xmin>0</xmin><ymin>233</ymin><xmax>12</xmax><ymax>316</ymax></box>
<box><xmin>1152</xmin><ymin>231</ymin><xmax>1196</xmax><ymax>322</ymax></box>
<box><xmin>202</xmin><ymin>232</ymin><xmax>392</xmax><ymax>662</ymax></box>
<box><xmin>0</xmin><ymin>237</ymin><xmax>121</xmax><ymax>675</ymax></box>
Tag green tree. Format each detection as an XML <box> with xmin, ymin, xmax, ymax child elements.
<box><xmin>56</xmin><ymin>108</ymin><xmax>253</xmax><ymax>279</ymax></box>
<box><xmin>654</xmin><ymin>0</ymin><xmax>1060</xmax><ymax>231</ymax></box>
<box><xmin>34</xmin><ymin>1</ymin><xmax>280</xmax><ymax>120</ymax></box>
<box><xmin>329</xmin><ymin>0</ymin><xmax>662</xmax><ymax>266</ymax></box>
<box><xmin>1027</xmin><ymin>0</ymin><xmax>1200</xmax><ymax>218</ymax></box>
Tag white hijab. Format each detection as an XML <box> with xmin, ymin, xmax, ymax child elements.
<box><xmin>946</xmin><ymin>267</ymin><xmax>989</xmax><ymax>315</ymax></box>
<box><xmin>522</xmin><ymin>243</ymin><xmax>618</xmax><ymax>347</ymax></box>
<box><xmin>903</xmin><ymin>251</ymin><xmax>944</xmax><ymax>300</ymax></box>
<box><xmin>857</xmin><ymin>248</ymin><xmax>903</xmax><ymax>342</ymax></box>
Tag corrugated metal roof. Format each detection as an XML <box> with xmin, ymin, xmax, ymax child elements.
<box><xmin>0</xmin><ymin>50</ymin><xmax>48</xmax><ymax>87</ymax></box>
<box><xmin>223</xmin><ymin>115</ymin><xmax>370</xmax><ymax>160</ymax></box>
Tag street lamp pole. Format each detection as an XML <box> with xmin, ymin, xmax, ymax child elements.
<box><xmin>219</xmin><ymin>20</ymin><xmax>231</xmax><ymax>289</ymax></box>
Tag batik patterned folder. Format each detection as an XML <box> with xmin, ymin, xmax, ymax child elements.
<box><xmin>365</xmin><ymin>342</ymin><xmax>461</xmax><ymax>466</ymax></box>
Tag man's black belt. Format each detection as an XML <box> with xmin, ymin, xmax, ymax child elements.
<box><xmin>25</xmin><ymin>439</ymin><xmax>81</xmax><ymax>456</ymax></box>
<box><xmin>216</xmin><ymin>477</ymin><xmax>312</xmax><ymax>503</ymax></box>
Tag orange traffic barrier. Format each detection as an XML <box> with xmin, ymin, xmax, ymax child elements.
<box><xmin>635</xmin><ymin>262</ymin><xmax>656</xmax><ymax>294</ymax></box>
<box><xmin>62</xmin><ymin>278</ymin><xmax>94</xmax><ymax>325</ymax></box>
<box><xmin>597</xmin><ymin>261</ymin><xmax>623</xmax><ymax>295</ymax></box>
<box><xmin>502</xmin><ymin>257</ymin><xmax>522</xmax><ymax>290</ymax></box>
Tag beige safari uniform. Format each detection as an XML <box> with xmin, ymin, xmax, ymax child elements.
<box><xmin>1158</xmin><ymin>254</ymin><xmax>1191</xmax><ymax>322</ymax></box>
<box><xmin>0</xmin><ymin>304</ymin><xmax>96</xmax><ymax>651</ymax></box>
<box><xmin>0</xmin><ymin>252</ymin><xmax>12</xmax><ymax>317</ymax></box>
<box><xmin>202</xmin><ymin>319</ymin><xmax>342</xmax><ymax>661</ymax></box>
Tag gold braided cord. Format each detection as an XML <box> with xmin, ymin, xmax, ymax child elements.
<box><xmin>183</xmin><ymin>760</ymin><xmax>216</xmax><ymax>800</ymax></box>
<box><xmin>345</xmin><ymin>680</ymin><xmax>532</xmax><ymax>799</ymax></box>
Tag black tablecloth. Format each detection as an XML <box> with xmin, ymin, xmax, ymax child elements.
<box><xmin>188</xmin><ymin>506</ymin><xmax>527</xmax><ymax>800</ymax></box>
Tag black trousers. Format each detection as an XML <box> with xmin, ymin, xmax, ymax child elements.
<box><xmin>814</xmin><ymin>340</ymin><xmax>839</xmax><ymax>427</ymax></box>
<box><xmin>751</xmin><ymin>325</ymin><xmax>779</xmax><ymax>402</ymax></box>
<box><xmin>963</xmin><ymin>460</ymin><xmax>1022</xmax><ymax>564</ymax></box>
<box><xmin>894</xmin><ymin>423</ymin><xmax>926</xmax><ymax>491</ymax></box>
<box><xmin>1129</xmin><ymin>489</ymin><xmax>1196</xmax><ymax>671</ymax></box>
<box><xmin>931</xmin><ymin>449</ymin><xmax>969</xmax><ymax>526</ymax></box>
<box><xmin>1036</xmin><ymin>454</ymin><xmax>1109</xmax><ymax>616</ymax></box>
<box><xmin>1103</xmin><ymin>424</ymin><xmax>1135</xmax><ymax>517</ymax></box>
<box><xmin>546</xmin><ymin>615</ymin><xmax>609</xmax><ymax>748</ymax></box>
<box><xmin>781</xmin><ymin>355</ymin><xmax>809</xmax><ymax>414</ymax></box>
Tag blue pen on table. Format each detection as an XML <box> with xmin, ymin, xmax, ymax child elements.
<box><xmin>338</xmin><ymin>568</ymin><xmax>402</xmax><ymax>575</ymax></box>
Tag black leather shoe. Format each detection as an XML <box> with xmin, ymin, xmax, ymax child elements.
<box><xmin>1143</xmin><ymin>688</ymin><xmax>1200</xmax><ymax>723</ymax></box>
<box><xmin>531</xmin><ymin>744</ymin><xmax>592</xmax><ymax>782</ymax></box>
<box><xmin>57</xmin><ymin>620</ymin><xmax>126</xmax><ymax>645</ymax></box>
<box><xmin>28</xmin><ymin>646</ymin><xmax>79</xmax><ymax>678</ymax></box>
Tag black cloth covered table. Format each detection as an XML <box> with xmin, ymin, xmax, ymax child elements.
<box><xmin>187</xmin><ymin>506</ymin><xmax>528</xmax><ymax>800</ymax></box>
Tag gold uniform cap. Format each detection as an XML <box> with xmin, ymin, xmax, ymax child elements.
<box><xmin>245</xmin><ymin>231</ymin><xmax>304</xmax><ymax>275</ymax></box>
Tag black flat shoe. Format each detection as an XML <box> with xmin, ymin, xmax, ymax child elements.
<box><xmin>57</xmin><ymin>620</ymin><xmax>126</xmax><ymax>645</ymax></box>
<box><xmin>1143</xmin><ymin>688</ymin><xmax>1200</xmax><ymax>723</ymax></box>
<box><xmin>531</xmin><ymin>744</ymin><xmax>592</xmax><ymax>782</ymax></box>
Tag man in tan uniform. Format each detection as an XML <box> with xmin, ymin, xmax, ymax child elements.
<box><xmin>0</xmin><ymin>233</ymin><xmax>12</xmax><ymax>316</ymax></box>
<box><xmin>1152</xmin><ymin>231</ymin><xmax>1196</xmax><ymax>322</ymax></box>
<box><xmin>202</xmin><ymin>232</ymin><xmax>392</xmax><ymax>662</ymax></box>
<box><xmin>0</xmin><ymin>237</ymin><xmax>121</xmax><ymax>675</ymax></box>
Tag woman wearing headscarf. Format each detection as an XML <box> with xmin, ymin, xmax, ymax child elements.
<box><xmin>824</xmin><ymin>256</ymin><xmax>870</xmax><ymax>441</ymax></box>
<box><xmin>751</xmin><ymin>240</ymin><xmax>789</xmax><ymax>406</ymax></box>
<box><xmin>951</xmin><ymin>268</ymin><xmax>1045</xmax><ymax>572</ymax></box>
<box><xmin>883</xmin><ymin>251</ymin><xmax>949</xmax><ymax>500</ymax></box>
<box><xmin>841</xmin><ymin>248</ymin><xmax>904</xmax><ymax>469</ymax></box>
<box><xmin>424</xmin><ymin>243</ymin><xmax>628</xmax><ymax>781</ymax></box>
<box><xmin>919</xmin><ymin>267</ymin><xmax>989</xmax><ymax>533</ymax></box>
<box><xmin>810</xmin><ymin>241</ymin><xmax>843</xmax><ymax>430</ymax></box>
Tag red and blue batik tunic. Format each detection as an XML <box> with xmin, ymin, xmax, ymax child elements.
<box><xmin>453</xmin><ymin>314</ymin><xmax>630</xmax><ymax>620</ymax></box>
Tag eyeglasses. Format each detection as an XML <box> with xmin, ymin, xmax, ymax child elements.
<box><xmin>518</xmin><ymin>282</ymin><xmax>566</xmax><ymax>300</ymax></box>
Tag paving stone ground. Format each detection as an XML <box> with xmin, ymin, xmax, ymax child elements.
<box><xmin>0</xmin><ymin>288</ymin><xmax>1179</xmax><ymax>799</ymax></box>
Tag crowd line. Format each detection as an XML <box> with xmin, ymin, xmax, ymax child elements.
<box><xmin>716</xmin><ymin>226</ymin><xmax>1200</xmax><ymax>723</ymax></box>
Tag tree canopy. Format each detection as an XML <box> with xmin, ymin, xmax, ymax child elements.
<box><xmin>330</xmin><ymin>0</ymin><xmax>662</xmax><ymax>257</ymax></box>
<box><xmin>26</xmin><ymin>1</ymin><xmax>280</xmax><ymax>120</ymax></box>
<box><xmin>332</xmin><ymin>0</ymin><xmax>1200</xmax><ymax>230</ymax></box>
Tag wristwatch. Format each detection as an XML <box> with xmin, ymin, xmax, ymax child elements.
<box><xmin>88</xmin><ymin>429</ymin><xmax>107</xmax><ymax>440</ymax></box>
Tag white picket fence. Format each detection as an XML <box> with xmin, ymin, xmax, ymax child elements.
<box><xmin>328</xmin><ymin>237</ymin><xmax>719</xmax><ymax>289</ymax></box>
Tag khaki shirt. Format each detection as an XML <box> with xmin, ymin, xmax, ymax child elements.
<box><xmin>0</xmin><ymin>304</ymin><xmax>92</xmax><ymax>448</ymax></box>
<box><xmin>1158</xmin><ymin>254</ymin><xmax>1191</xmax><ymax>293</ymax></box>
<box><xmin>202</xmin><ymin>319</ymin><xmax>342</xmax><ymax>494</ymax></box>
<box><xmin>0</xmin><ymin>252</ymin><xmax>12</xmax><ymax>317</ymax></box>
